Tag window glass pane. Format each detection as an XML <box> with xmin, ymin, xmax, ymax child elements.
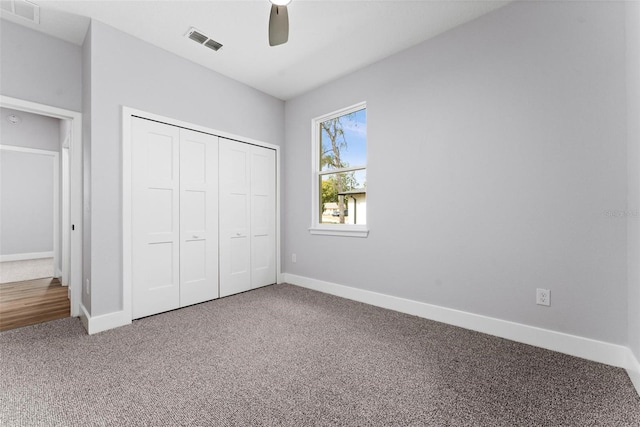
<box><xmin>320</xmin><ymin>170</ymin><xmax>366</xmax><ymax>225</ymax></box>
<box><xmin>320</xmin><ymin>108</ymin><xmax>366</xmax><ymax>172</ymax></box>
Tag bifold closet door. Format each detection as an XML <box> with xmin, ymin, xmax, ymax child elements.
<box><xmin>132</xmin><ymin>118</ymin><xmax>219</xmax><ymax>319</ymax></box>
<box><xmin>250</xmin><ymin>146</ymin><xmax>276</xmax><ymax>289</ymax></box>
<box><xmin>132</xmin><ymin>118</ymin><xmax>181</xmax><ymax>319</ymax></box>
<box><xmin>179</xmin><ymin>129</ymin><xmax>219</xmax><ymax>307</ymax></box>
<box><xmin>219</xmin><ymin>138</ymin><xmax>276</xmax><ymax>298</ymax></box>
<box><xmin>219</xmin><ymin>139</ymin><xmax>251</xmax><ymax>297</ymax></box>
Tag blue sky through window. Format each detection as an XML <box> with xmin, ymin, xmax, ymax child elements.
<box><xmin>320</xmin><ymin>108</ymin><xmax>366</xmax><ymax>170</ymax></box>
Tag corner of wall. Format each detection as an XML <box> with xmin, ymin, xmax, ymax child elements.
<box><xmin>626</xmin><ymin>0</ymin><xmax>640</xmax><ymax>368</ymax></box>
<box><xmin>627</xmin><ymin>352</ymin><xmax>640</xmax><ymax>398</ymax></box>
<box><xmin>81</xmin><ymin>20</ymin><xmax>93</xmax><ymax>315</ymax></box>
<box><xmin>80</xmin><ymin>303</ymin><xmax>130</xmax><ymax>335</ymax></box>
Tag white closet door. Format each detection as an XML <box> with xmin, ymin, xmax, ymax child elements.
<box><xmin>179</xmin><ymin>129</ymin><xmax>219</xmax><ymax>307</ymax></box>
<box><xmin>132</xmin><ymin>118</ymin><xmax>180</xmax><ymax>319</ymax></box>
<box><xmin>250</xmin><ymin>146</ymin><xmax>276</xmax><ymax>289</ymax></box>
<box><xmin>219</xmin><ymin>139</ymin><xmax>251</xmax><ymax>297</ymax></box>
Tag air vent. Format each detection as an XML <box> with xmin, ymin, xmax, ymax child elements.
<box><xmin>188</xmin><ymin>30</ymin><xmax>208</xmax><ymax>44</ymax></box>
<box><xmin>204</xmin><ymin>39</ymin><xmax>223</xmax><ymax>52</ymax></box>
<box><xmin>185</xmin><ymin>27</ymin><xmax>223</xmax><ymax>52</ymax></box>
<box><xmin>0</xmin><ymin>0</ymin><xmax>40</xmax><ymax>24</ymax></box>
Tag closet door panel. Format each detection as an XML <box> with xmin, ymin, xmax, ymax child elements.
<box><xmin>132</xmin><ymin>118</ymin><xmax>180</xmax><ymax>319</ymax></box>
<box><xmin>219</xmin><ymin>139</ymin><xmax>251</xmax><ymax>297</ymax></box>
<box><xmin>179</xmin><ymin>129</ymin><xmax>219</xmax><ymax>307</ymax></box>
<box><xmin>250</xmin><ymin>146</ymin><xmax>277</xmax><ymax>289</ymax></box>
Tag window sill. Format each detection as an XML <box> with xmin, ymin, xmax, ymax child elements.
<box><xmin>309</xmin><ymin>226</ymin><xmax>369</xmax><ymax>238</ymax></box>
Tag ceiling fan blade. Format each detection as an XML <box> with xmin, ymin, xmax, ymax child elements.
<box><xmin>269</xmin><ymin>4</ymin><xmax>289</xmax><ymax>46</ymax></box>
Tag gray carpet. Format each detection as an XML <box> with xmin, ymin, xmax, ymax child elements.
<box><xmin>1</xmin><ymin>284</ymin><xmax>639</xmax><ymax>426</ymax></box>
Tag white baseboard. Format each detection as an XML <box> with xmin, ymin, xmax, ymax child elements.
<box><xmin>283</xmin><ymin>273</ymin><xmax>631</xmax><ymax>371</ymax></box>
<box><xmin>0</xmin><ymin>251</ymin><xmax>54</xmax><ymax>262</ymax></box>
<box><xmin>79</xmin><ymin>305</ymin><xmax>131</xmax><ymax>335</ymax></box>
<box><xmin>627</xmin><ymin>349</ymin><xmax>640</xmax><ymax>397</ymax></box>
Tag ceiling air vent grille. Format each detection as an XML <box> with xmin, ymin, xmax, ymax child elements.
<box><xmin>204</xmin><ymin>39</ymin><xmax>223</xmax><ymax>52</ymax></box>
<box><xmin>188</xmin><ymin>30</ymin><xmax>208</xmax><ymax>44</ymax></box>
<box><xmin>0</xmin><ymin>0</ymin><xmax>40</xmax><ymax>24</ymax></box>
<box><xmin>186</xmin><ymin>27</ymin><xmax>223</xmax><ymax>52</ymax></box>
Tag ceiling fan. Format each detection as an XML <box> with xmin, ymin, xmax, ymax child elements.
<box><xmin>268</xmin><ymin>0</ymin><xmax>291</xmax><ymax>46</ymax></box>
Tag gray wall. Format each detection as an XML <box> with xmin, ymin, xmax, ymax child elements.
<box><xmin>0</xmin><ymin>108</ymin><xmax>61</xmax><ymax>257</ymax></box>
<box><xmin>627</xmin><ymin>2</ymin><xmax>640</xmax><ymax>361</ymax></box>
<box><xmin>86</xmin><ymin>20</ymin><xmax>285</xmax><ymax>316</ymax></box>
<box><xmin>283</xmin><ymin>1</ymin><xmax>628</xmax><ymax>344</ymax></box>
<box><xmin>1</xmin><ymin>108</ymin><xmax>62</xmax><ymax>151</ymax></box>
<box><xmin>0</xmin><ymin>19</ymin><xmax>82</xmax><ymax>112</ymax></box>
<box><xmin>1</xmin><ymin>150</ymin><xmax>54</xmax><ymax>256</ymax></box>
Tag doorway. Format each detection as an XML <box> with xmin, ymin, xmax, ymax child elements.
<box><xmin>0</xmin><ymin>96</ymin><xmax>82</xmax><ymax>327</ymax></box>
<box><xmin>0</xmin><ymin>139</ymin><xmax>65</xmax><ymax>330</ymax></box>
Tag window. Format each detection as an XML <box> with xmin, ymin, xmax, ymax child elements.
<box><xmin>310</xmin><ymin>102</ymin><xmax>368</xmax><ymax>237</ymax></box>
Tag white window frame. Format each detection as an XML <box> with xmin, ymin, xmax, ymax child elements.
<box><xmin>309</xmin><ymin>101</ymin><xmax>369</xmax><ymax>238</ymax></box>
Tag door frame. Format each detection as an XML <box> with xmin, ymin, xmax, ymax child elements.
<box><xmin>0</xmin><ymin>96</ymin><xmax>83</xmax><ymax>317</ymax></box>
<box><xmin>122</xmin><ymin>106</ymin><xmax>282</xmax><ymax>323</ymax></box>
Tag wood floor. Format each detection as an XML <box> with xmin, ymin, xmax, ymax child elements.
<box><xmin>0</xmin><ymin>277</ymin><xmax>70</xmax><ymax>332</ymax></box>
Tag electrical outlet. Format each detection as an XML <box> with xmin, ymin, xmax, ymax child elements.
<box><xmin>292</xmin><ymin>253</ymin><xmax>297</xmax><ymax>263</ymax></box>
<box><xmin>536</xmin><ymin>288</ymin><xmax>550</xmax><ymax>306</ymax></box>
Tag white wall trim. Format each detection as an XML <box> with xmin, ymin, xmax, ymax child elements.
<box><xmin>308</xmin><ymin>226</ymin><xmax>369</xmax><ymax>238</ymax></box>
<box><xmin>0</xmin><ymin>251</ymin><xmax>54</xmax><ymax>262</ymax></box>
<box><xmin>1</xmin><ymin>96</ymin><xmax>82</xmax><ymax>318</ymax></box>
<box><xmin>122</xmin><ymin>106</ymin><xmax>281</xmax><ymax>151</ymax></box>
<box><xmin>122</xmin><ymin>111</ymin><xmax>133</xmax><ymax>323</ymax></box>
<box><xmin>61</xmin><ymin>144</ymin><xmax>70</xmax><ymax>286</ymax></box>
<box><xmin>275</xmin><ymin>147</ymin><xmax>283</xmax><ymax>285</ymax></box>
<box><xmin>0</xmin><ymin>144</ymin><xmax>58</xmax><ymax>156</ymax></box>
<box><xmin>284</xmin><ymin>273</ymin><xmax>633</xmax><ymax>371</ymax></box>
<box><xmin>80</xmin><ymin>304</ymin><xmax>131</xmax><ymax>335</ymax></box>
<box><xmin>122</xmin><ymin>106</ymin><xmax>282</xmax><ymax>324</ymax></box>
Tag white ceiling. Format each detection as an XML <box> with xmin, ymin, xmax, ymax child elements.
<box><xmin>1</xmin><ymin>0</ymin><xmax>510</xmax><ymax>100</ymax></box>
